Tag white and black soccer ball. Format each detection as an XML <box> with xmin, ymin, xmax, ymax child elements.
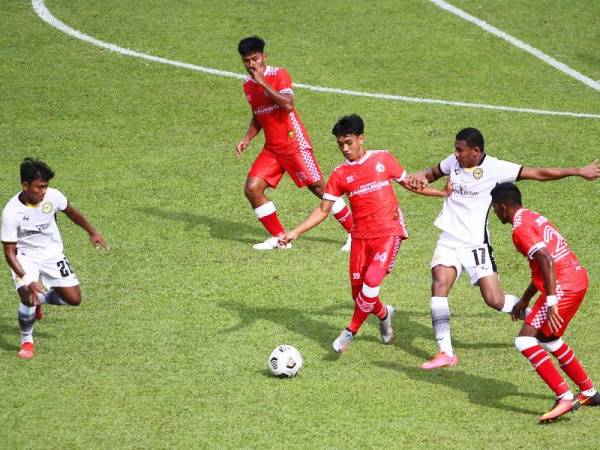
<box><xmin>268</xmin><ymin>345</ymin><xmax>303</xmax><ymax>378</ymax></box>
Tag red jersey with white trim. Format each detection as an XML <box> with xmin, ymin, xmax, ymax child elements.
<box><xmin>512</xmin><ymin>208</ymin><xmax>588</xmax><ymax>293</ymax></box>
<box><xmin>323</xmin><ymin>151</ymin><xmax>408</xmax><ymax>239</ymax></box>
<box><xmin>243</xmin><ymin>66</ymin><xmax>311</xmax><ymax>155</ymax></box>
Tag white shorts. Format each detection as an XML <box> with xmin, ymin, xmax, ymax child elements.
<box><xmin>12</xmin><ymin>252</ymin><xmax>79</xmax><ymax>290</ymax></box>
<box><xmin>430</xmin><ymin>240</ymin><xmax>497</xmax><ymax>285</ymax></box>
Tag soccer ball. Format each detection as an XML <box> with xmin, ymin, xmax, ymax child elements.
<box><xmin>268</xmin><ymin>345</ymin><xmax>303</xmax><ymax>378</ymax></box>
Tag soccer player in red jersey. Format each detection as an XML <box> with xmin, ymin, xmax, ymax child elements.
<box><xmin>236</xmin><ymin>36</ymin><xmax>353</xmax><ymax>251</ymax></box>
<box><xmin>491</xmin><ymin>182</ymin><xmax>599</xmax><ymax>422</ymax></box>
<box><xmin>281</xmin><ymin>115</ymin><xmax>447</xmax><ymax>352</ymax></box>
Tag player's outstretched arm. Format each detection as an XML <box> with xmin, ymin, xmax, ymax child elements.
<box><xmin>2</xmin><ymin>241</ymin><xmax>45</xmax><ymax>304</ymax></box>
<box><xmin>280</xmin><ymin>199</ymin><xmax>333</xmax><ymax>245</ymax></box>
<box><xmin>520</xmin><ymin>159</ymin><xmax>600</xmax><ymax>181</ymax></box>
<box><xmin>398</xmin><ymin>178</ymin><xmax>449</xmax><ymax>197</ymax></box>
<box><xmin>62</xmin><ymin>205</ymin><xmax>109</xmax><ymax>250</ymax></box>
<box><xmin>408</xmin><ymin>164</ymin><xmax>445</xmax><ymax>188</ymax></box>
<box><xmin>236</xmin><ymin>115</ymin><xmax>262</xmax><ymax>159</ymax></box>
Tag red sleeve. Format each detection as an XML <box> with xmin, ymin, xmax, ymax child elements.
<box><xmin>512</xmin><ymin>222</ymin><xmax>544</xmax><ymax>259</ymax></box>
<box><xmin>385</xmin><ymin>152</ymin><xmax>406</xmax><ymax>181</ymax></box>
<box><xmin>274</xmin><ymin>69</ymin><xmax>293</xmax><ymax>91</ymax></box>
<box><xmin>324</xmin><ymin>170</ymin><xmax>345</xmax><ymax>199</ymax></box>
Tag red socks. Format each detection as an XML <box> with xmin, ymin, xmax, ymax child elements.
<box><xmin>520</xmin><ymin>343</ymin><xmax>569</xmax><ymax>397</ymax></box>
<box><xmin>254</xmin><ymin>201</ymin><xmax>285</xmax><ymax>237</ymax></box>
<box><xmin>550</xmin><ymin>342</ymin><xmax>594</xmax><ymax>392</ymax></box>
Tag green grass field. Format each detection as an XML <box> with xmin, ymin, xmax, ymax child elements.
<box><xmin>2</xmin><ymin>1</ymin><xmax>600</xmax><ymax>448</ymax></box>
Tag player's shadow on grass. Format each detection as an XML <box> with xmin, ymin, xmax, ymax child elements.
<box><xmin>346</xmin><ymin>308</ymin><xmax>511</xmax><ymax>361</ymax></box>
<box><xmin>0</xmin><ymin>318</ymin><xmax>51</xmax><ymax>352</ymax></box>
<box><xmin>218</xmin><ymin>300</ymin><xmax>347</xmax><ymax>356</ymax></box>
<box><xmin>136</xmin><ymin>207</ymin><xmax>340</xmax><ymax>246</ymax></box>
<box><xmin>374</xmin><ymin>361</ymin><xmax>547</xmax><ymax>416</ymax></box>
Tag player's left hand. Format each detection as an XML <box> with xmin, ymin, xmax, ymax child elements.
<box><xmin>579</xmin><ymin>159</ymin><xmax>600</xmax><ymax>180</ymax></box>
<box><xmin>90</xmin><ymin>231</ymin><xmax>110</xmax><ymax>250</ymax></box>
<box><xmin>406</xmin><ymin>173</ymin><xmax>428</xmax><ymax>189</ymax></box>
<box><xmin>546</xmin><ymin>304</ymin><xmax>564</xmax><ymax>332</ymax></box>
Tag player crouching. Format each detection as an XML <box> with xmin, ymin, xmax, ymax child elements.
<box><xmin>491</xmin><ymin>182</ymin><xmax>599</xmax><ymax>422</ymax></box>
<box><xmin>1</xmin><ymin>158</ymin><xmax>109</xmax><ymax>358</ymax></box>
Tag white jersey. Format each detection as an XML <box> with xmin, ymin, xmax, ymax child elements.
<box><xmin>434</xmin><ymin>154</ymin><xmax>522</xmax><ymax>245</ymax></box>
<box><xmin>1</xmin><ymin>188</ymin><xmax>68</xmax><ymax>258</ymax></box>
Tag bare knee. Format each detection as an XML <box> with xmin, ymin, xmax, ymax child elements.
<box><xmin>431</xmin><ymin>266</ymin><xmax>456</xmax><ymax>296</ymax></box>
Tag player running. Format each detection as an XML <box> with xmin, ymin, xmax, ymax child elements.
<box><xmin>490</xmin><ymin>182</ymin><xmax>598</xmax><ymax>422</ymax></box>
<box><xmin>236</xmin><ymin>36</ymin><xmax>353</xmax><ymax>251</ymax></box>
<box><xmin>281</xmin><ymin>115</ymin><xmax>447</xmax><ymax>352</ymax></box>
<box><xmin>410</xmin><ymin>128</ymin><xmax>599</xmax><ymax>369</ymax></box>
<box><xmin>1</xmin><ymin>158</ymin><xmax>108</xmax><ymax>359</ymax></box>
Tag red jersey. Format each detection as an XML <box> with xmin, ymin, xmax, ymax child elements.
<box><xmin>243</xmin><ymin>66</ymin><xmax>311</xmax><ymax>155</ymax></box>
<box><xmin>512</xmin><ymin>208</ymin><xmax>588</xmax><ymax>293</ymax></box>
<box><xmin>323</xmin><ymin>150</ymin><xmax>408</xmax><ymax>239</ymax></box>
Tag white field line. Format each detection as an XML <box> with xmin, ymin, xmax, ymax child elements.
<box><xmin>32</xmin><ymin>0</ymin><xmax>600</xmax><ymax>119</ymax></box>
<box><xmin>429</xmin><ymin>0</ymin><xmax>600</xmax><ymax>92</ymax></box>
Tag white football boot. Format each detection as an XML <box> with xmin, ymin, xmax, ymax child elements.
<box><xmin>340</xmin><ymin>234</ymin><xmax>352</xmax><ymax>252</ymax></box>
<box><xmin>252</xmin><ymin>236</ymin><xmax>292</xmax><ymax>250</ymax></box>
<box><xmin>379</xmin><ymin>305</ymin><xmax>395</xmax><ymax>344</ymax></box>
<box><xmin>332</xmin><ymin>329</ymin><xmax>354</xmax><ymax>353</ymax></box>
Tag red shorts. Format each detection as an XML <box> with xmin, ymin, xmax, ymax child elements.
<box><xmin>248</xmin><ymin>148</ymin><xmax>323</xmax><ymax>188</ymax></box>
<box><xmin>349</xmin><ymin>235</ymin><xmax>402</xmax><ymax>287</ymax></box>
<box><xmin>526</xmin><ymin>288</ymin><xmax>587</xmax><ymax>337</ymax></box>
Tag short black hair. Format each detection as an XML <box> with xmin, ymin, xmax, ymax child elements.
<box><xmin>490</xmin><ymin>182</ymin><xmax>522</xmax><ymax>206</ymax></box>
<box><xmin>238</xmin><ymin>36</ymin><xmax>265</xmax><ymax>57</ymax></box>
<box><xmin>332</xmin><ymin>114</ymin><xmax>364</xmax><ymax>137</ymax></box>
<box><xmin>456</xmin><ymin>127</ymin><xmax>485</xmax><ymax>152</ymax></box>
<box><xmin>20</xmin><ymin>157</ymin><xmax>54</xmax><ymax>183</ymax></box>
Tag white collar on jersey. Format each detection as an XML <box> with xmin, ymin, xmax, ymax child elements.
<box><xmin>344</xmin><ymin>150</ymin><xmax>374</xmax><ymax>165</ymax></box>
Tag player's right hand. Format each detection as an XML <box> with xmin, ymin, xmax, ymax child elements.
<box><xmin>236</xmin><ymin>139</ymin><xmax>249</xmax><ymax>159</ymax></box>
<box><xmin>511</xmin><ymin>298</ymin><xmax>529</xmax><ymax>321</ymax></box>
<box><xmin>406</xmin><ymin>173</ymin><xmax>429</xmax><ymax>189</ymax></box>
<box><xmin>580</xmin><ymin>159</ymin><xmax>600</xmax><ymax>180</ymax></box>
<box><xmin>27</xmin><ymin>281</ymin><xmax>45</xmax><ymax>306</ymax></box>
<box><xmin>279</xmin><ymin>231</ymin><xmax>297</xmax><ymax>246</ymax></box>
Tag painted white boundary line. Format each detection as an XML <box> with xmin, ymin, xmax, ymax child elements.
<box><xmin>32</xmin><ymin>0</ymin><xmax>600</xmax><ymax>119</ymax></box>
<box><xmin>429</xmin><ymin>0</ymin><xmax>600</xmax><ymax>92</ymax></box>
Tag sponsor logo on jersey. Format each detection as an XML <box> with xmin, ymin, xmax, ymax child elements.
<box><xmin>376</xmin><ymin>162</ymin><xmax>385</xmax><ymax>173</ymax></box>
<box><xmin>451</xmin><ymin>184</ymin><xmax>479</xmax><ymax>198</ymax></box>
<box><xmin>42</xmin><ymin>202</ymin><xmax>53</xmax><ymax>214</ymax></box>
<box><xmin>473</xmin><ymin>168</ymin><xmax>483</xmax><ymax>179</ymax></box>
<box><xmin>23</xmin><ymin>215</ymin><xmax>29</xmax><ymax>221</ymax></box>
<box><xmin>348</xmin><ymin>180</ymin><xmax>390</xmax><ymax>197</ymax></box>
<box><xmin>346</xmin><ymin>175</ymin><xmax>355</xmax><ymax>183</ymax></box>
<box><xmin>254</xmin><ymin>104</ymin><xmax>280</xmax><ymax>115</ymax></box>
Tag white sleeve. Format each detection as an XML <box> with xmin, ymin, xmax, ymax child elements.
<box><xmin>494</xmin><ymin>159</ymin><xmax>522</xmax><ymax>183</ymax></box>
<box><xmin>1</xmin><ymin>207</ymin><xmax>18</xmax><ymax>243</ymax></box>
<box><xmin>51</xmin><ymin>189</ymin><xmax>68</xmax><ymax>211</ymax></box>
<box><xmin>438</xmin><ymin>154</ymin><xmax>455</xmax><ymax>176</ymax></box>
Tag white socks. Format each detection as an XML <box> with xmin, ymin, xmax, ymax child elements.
<box><xmin>431</xmin><ymin>296</ymin><xmax>453</xmax><ymax>357</ymax></box>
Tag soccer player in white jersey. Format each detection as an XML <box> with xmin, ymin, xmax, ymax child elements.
<box><xmin>1</xmin><ymin>158</ymin><xmax>108</xmax><ymax>359</ymax></box>
<box><xmin>410</xmin><ymin>128</ymin><xmax>600</xmax><ymax>369</ymax></box>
